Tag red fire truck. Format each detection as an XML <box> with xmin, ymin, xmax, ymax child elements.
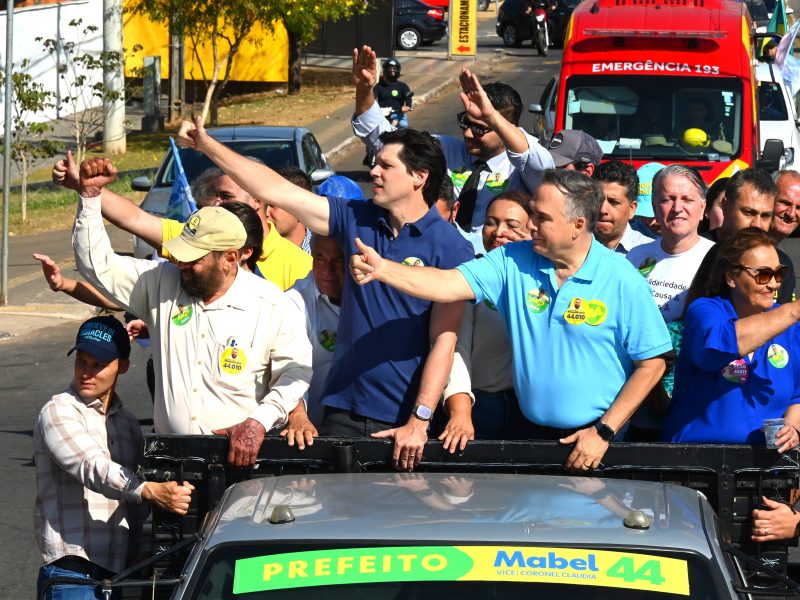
<box><xmin>538</xmin><ymin>0</ymin><xmax>784</xmax><ymax>182</ymax></box>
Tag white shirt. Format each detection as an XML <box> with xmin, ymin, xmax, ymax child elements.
<box><xmin>73</xmin><ymin>195</ymin><xmax>312</xmax><ymax>434</ymax></box>
<box><xmin>626</xmin><ymin>237</ymin><xmax>715</xmax><ymax>323</ymax></box>
<box><xmin>285</xmin><ymin>274</ymin><xmax>341</xmax><ymax>425</ymax></box>
<box><xmin>615</xmin><ymin>223</ymin><xmax>654</xmax><ymax>257</ymax></box>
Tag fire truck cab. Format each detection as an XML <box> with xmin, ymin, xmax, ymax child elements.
<box><xmin>538</xmin><ymin>0</ymin><xmax>784</xmax><ymax>182</ymax></box>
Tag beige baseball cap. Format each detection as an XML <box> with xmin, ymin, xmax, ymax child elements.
<box><xmin>163</xmin><ymin>206</ymin><xmax>247</xmax><ymax>262</ymax></box>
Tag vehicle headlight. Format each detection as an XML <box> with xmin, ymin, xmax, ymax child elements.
<box><xmin>784</xmin><ymin>147</ymin><xmax>795</xmax><ymax>166</ymax></box>
<box><xmin>535</xmin><ymin>14</ymin><xmax>546</xmax><ymax>21</ymax></box>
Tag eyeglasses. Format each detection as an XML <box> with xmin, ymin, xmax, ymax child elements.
<box><xmin>457</xmin><ymin>112</ymin><xmax>488</xmax><ymax>137</ymax></box>
<box><xmin>735</xmin><ymin>264</ymin><xmax>787</xmax><ymax>284</ymax></box>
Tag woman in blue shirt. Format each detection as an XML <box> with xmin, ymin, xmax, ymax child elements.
<box><xmin>662</xmin><ymin>227</ymin><xmax>800</xmax><ymax>449</ymax></box>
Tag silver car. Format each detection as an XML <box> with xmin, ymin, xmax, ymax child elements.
<box><xmin>130</xmin><ymin>126</ymin><xmax>335</xmax><ymax>258</ymax></box>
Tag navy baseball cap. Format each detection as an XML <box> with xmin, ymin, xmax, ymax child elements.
<box><xmin>68</xmin><ymin>316</ymin><xmax>131</xmax><ymax>363</ymax></box>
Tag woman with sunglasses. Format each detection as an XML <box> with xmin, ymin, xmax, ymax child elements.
<box><xmin>661</xmin><ymin>227</ymin><xmax>800</xmax><ymax>448</ymax></box>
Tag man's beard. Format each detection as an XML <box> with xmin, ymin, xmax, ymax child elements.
<box><xmin>180</xmin><ymin>266</ymin><xmax>224</xmax><ymax>298</ymax></box>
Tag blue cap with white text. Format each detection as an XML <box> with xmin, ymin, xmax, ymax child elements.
<box><xmin>68</xmin><ymin>316</ymin><xmax>131</xmax><ymax>363</ymax></box>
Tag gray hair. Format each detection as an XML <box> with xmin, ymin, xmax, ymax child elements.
<box><xmin>773</xmin><ymin>169</ymin><xmax>800</xmax><ymax>185</ymax></box>
<box><xmin>652</xmin><ymin>163</ymin><xmax>707</xmax><ymax>201</ymax></box>
<box><xmin>191</xmin><ymin>167</ymin><xmax>224</xmax><ymax>207</ymax></box>
<box><xmin>542</xmin><ymin>168</ymin><xmax>603</xmax><ymax>231</ymax></box>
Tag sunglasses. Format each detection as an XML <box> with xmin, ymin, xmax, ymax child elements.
<box><xmin>457</xmin><ymin>112</ymin><xmax>488</xmax><ymax>137</ymax></box>
<box><xmin>735</xmin><ymin>264</ymin><xmax>787</xmax><ymax>285</ymax></box>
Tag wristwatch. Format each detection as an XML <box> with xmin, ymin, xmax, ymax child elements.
<box><xmin>595</xmin><ymin>421</ymin><xmax>616</xmax><ymax>441</ymax></box>
<box><xmin>412</xmin><ymin>404</ymin><xmax>434</xmax><ymax>422</ymax></box>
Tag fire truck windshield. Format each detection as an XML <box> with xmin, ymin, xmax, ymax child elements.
<box><xmin>563</xmin><ymin>75</ymin><xmax>743</xmax><ymax>162</ymax></box>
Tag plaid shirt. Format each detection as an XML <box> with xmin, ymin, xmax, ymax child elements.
<box><xmin>33</xmin><ymin>385</ymin><xmax>146</xmax><ymax>573</ymax></box>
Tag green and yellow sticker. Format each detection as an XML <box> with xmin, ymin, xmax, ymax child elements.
<box><xmin>232</xmin><ymin>545</ymin><xmax>689</xmax><ymax>595</ymax></box>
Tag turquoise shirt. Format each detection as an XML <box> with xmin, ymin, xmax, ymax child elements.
<box><xmin>457</xmin><ymin>238</ymin><xmax>672</xmax><ymax>429</ymax></box>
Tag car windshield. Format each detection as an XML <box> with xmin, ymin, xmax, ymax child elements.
<box><xmin>563</xmin><ymin>75</ymin><xmax>743</xmax><ymax>162</ymax></box>
<box><xmin>758</xmin><ymin>81</ymin><xmax>789</xmax><ymax>121</ymax></box>
<box><xmin>155</xmin><ymin>140</ymin><xmax>297</xmax><ymax>187</ymax></box>
<box><xmin>185</xmin><ymin>543</ymin><xmax>720</xmax><ymax>599</ymax></box>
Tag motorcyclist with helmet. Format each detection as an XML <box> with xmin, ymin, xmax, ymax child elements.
<box><xmin>364</xmin><ymin>58</ymin><xmax>415</xmax><ymax>166</ymax></box>
<box><xmin>525</xmin><ymin>0</ymin><xmax>558</xmax><ymax>54</ymax></box>
<box><xmin>374</xmin><ymin>58</ymin><xmax>413</xmax><ymax>129</ymax></box>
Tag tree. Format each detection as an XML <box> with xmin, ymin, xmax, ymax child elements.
<box><xmin>265</xmin><ymin>1</ymin><xmax>369</xmax><ymax>95</ymax></box>
<box><xmin>129</xmin><ymin>0</ymin><xmax>368</xmax><ymax>125</ymax></box>
<box><xmin>0</xmin><ymin>59</ymin><xmax>59</xmax><ymax>222</ymax></box>
<box><xmin>37</xmin><ymin>19</ymin><xmax>141</xmax><ymax>163</ymax></box>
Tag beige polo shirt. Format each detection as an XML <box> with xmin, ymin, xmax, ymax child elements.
<box><xmin>74</xmin><ymin>195</ymin><xmax>312</xmax><ymax>434</ymax></box>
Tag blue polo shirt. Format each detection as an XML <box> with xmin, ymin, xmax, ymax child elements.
<box><xmin>323</xmin><ymin>196</ymin><xmax>474</xmax><ymax>424</ymax></box>
<box><xmin>456</xmin><ymin>238</ymin><xmax>672</xmax><ymax>429</ymax></box>
<box><xmin>662</xmin><ymin>296</ymin><xmax>800</xmax><ymax>444</ymax></box>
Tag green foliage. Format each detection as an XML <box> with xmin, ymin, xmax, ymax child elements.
<box><xmin>272</xmin><ymin>0</ymin><xmax>369</xmax><ymax>43</ymax></box>
<box><xmin>0</xmin><ymin>58</ymin><xmax>60</xmax><ymax>221</ymax></box>
<box><xmin>36</xmin><ymin>19</ymin><xmax>143</xmax><ymax>161</ymax></box>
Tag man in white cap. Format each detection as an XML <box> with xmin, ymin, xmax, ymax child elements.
<box><xmin>72</xmin><ymin>158</ymin><xmax>312</xmax><ymax>466</ymax></box>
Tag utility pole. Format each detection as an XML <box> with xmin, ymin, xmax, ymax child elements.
<box><xmin>168</xmin><ymin>15</ymin><xmax>184</xmax><ymax>122</ymax></box>
<box><xmin>103</xmin><ymin>0</ymin><xmax>126</xmax><ymax>154</ymax></box>
<box><xmin>1</xmin><ymin>0</ymin><xmax>15</xmax><ymax>306</ymax></box>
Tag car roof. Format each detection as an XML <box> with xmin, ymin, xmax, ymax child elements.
<box><xmin>203</xmin><ymin>472</ymin><xmax>716</xmax><ymax>557</ymax></box>
<box><xmin>207</xmin><ymin>126</ymin><xmax>306</xmax><ymax>142</ymax></box>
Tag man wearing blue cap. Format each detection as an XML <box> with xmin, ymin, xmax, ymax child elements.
<box><xmin>34</xmin><ymin>316</ymin><xmax>194</xmax><ymax>599</ymax></box>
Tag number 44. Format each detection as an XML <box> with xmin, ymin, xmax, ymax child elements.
<box><xmin>607</xmin><ymin>557</ymin><xmax>666</xmax><ymax>585</ymax></box>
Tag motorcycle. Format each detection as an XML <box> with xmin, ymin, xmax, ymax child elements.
<box><xmin>532</xmin><ymin>6</ymin><xmax>550</xmax><ymax>57</ymax></box>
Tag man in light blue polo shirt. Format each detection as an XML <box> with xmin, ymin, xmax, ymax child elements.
<box><xmin>177</xmin><ymin>117</ymin><xmax>474</xmax><ymax>471</ymax></box>
<box><xmin>351</xmin><ymin>169</ymin><xmax>672</xmax><ymax>470</ymax></box>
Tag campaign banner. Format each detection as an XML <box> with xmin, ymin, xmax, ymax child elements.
<box><xmin>233</xmin><ymin>545</ymin><xmax>690</xmax><ymax>595</ymax></box>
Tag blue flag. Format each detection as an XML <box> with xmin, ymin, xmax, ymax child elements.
<box><xmin>165</xmin><ymin>137</ymin><xmax>197</xmax><ymax>222</ymax></box>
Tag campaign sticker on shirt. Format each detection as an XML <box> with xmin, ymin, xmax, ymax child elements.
<box><xmin>318</xmin><ymin>330</ymin><xmax>337</xmax><ymax>352</ymax></box>
<box><xmin>391</xmin><ymin>89</ymin><xmax>399</xmax><ymax>97</ymax></box>
<box><xmin>721</xmin><ymin>359</ymin><xmax>749</xmax><ymax>384</ymax></box>
<box><xmin>768</xmin><ymin>344</ymin><xmax>789</xmax><ymax>368</ymax></box>
<box><xmin>636</xmin><ymin>256</ymin><xmax>657</xmax><ymax>278</ymax></box>
<box><xmin>484</xmin><ymin>173</ymin><xmax>509</xmax><ymax>193</ymax></box>
<box><xmin>563</xmin><ymin>297</ymin><xmax>587</xmax><ymax>325</ymax></box>
<box><xmin>450</xmin><ymin>171</ymin><xmax>471</xmax><ymax>187</ymax></box>
<box><xmin>526</xmin><ymin>288</ymin><xmax>551</xmax><ymax>313</ymax></box>
<box><xmin>585</xmin><ymin>299</ymin><xmax>608</xmax><ymax>326</ymax></box>
<box><xmin>171</xmin><ymin>304</ymin><xmax>193</xmax><ymax>326</ymax></box>
<box><xmin>402</xmin><ymin>257</ymin><xmax>425</xmax><ymax>267</ymax></box>
<box><xmin>220</xmin><ymin>344</ymin><xmax>247</xmax><ymax>374</ymax></box>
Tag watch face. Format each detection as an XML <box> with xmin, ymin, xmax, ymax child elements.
<box><xmin>415</xmin><ymin>405</ymin><xmax>433</xmax><ymax>420</ymax></box>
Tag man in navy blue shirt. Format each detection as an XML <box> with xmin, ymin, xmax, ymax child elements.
<box><xmin>177</xmin><ymin>118</ymin><xmax>474</xmax><ymax>470</ymax></box>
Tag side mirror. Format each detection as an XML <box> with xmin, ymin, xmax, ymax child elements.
<box><xmin>131</xmin><ymin>176</ymin><xmax>152</xmax><ymax>192</ymax></box>
<box><xmin>310</xmin><ymin>168</ymin><xmax>335</xmax><ymax>184</ymax></box>
<box><xmin>757</xmin><ymin>138</ymin><xmax>785</xmax><ymax>172</ymax></box>
<box><xmin>528</xmin><ymin>103</ymin><xmax>544</xmax><ymax>114</ymax></box>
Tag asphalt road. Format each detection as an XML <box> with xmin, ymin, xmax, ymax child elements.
<box><xmin>0</xmin><ymin>24</ymin><xmax>561</xmax><ymax>600</ymax></box>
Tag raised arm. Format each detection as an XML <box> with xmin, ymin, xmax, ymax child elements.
<box><xmin>734</xmin><ymin>301</ymin><xmax>800</xmax><ymax>357</ymax></box>
<box><xmin>351</xmin><ymin>237</ymin><xmax>475</xmax><ymax>303</ymax></box>
<box><xmin>33</xmin><ymin>253</ymin><xmax>122</xmax><ymax>310</ymax></box>
<box><xmin>176</xmin><ymin>118</ymin><xmax>330</xmax><ymax>235</ymax></box>
<box><xmin>353</xmin><ymin>45</ymin><xmax>378</xmax><ymax>117</ymax></box>
<box><xmin>460</xmin><ymin>69</ymin><xmax>529</xmax><ymax>155</ymax></box>
<box><xmin>53</xmin><ymin>150</ymin><xmax>163</xmax><ymax>248</ymax></box>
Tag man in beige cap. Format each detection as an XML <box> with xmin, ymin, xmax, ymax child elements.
<box><xmin>73</xmin><ymin>158</ymin><xmax>312</xmax><ymax>466</ymax></box>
